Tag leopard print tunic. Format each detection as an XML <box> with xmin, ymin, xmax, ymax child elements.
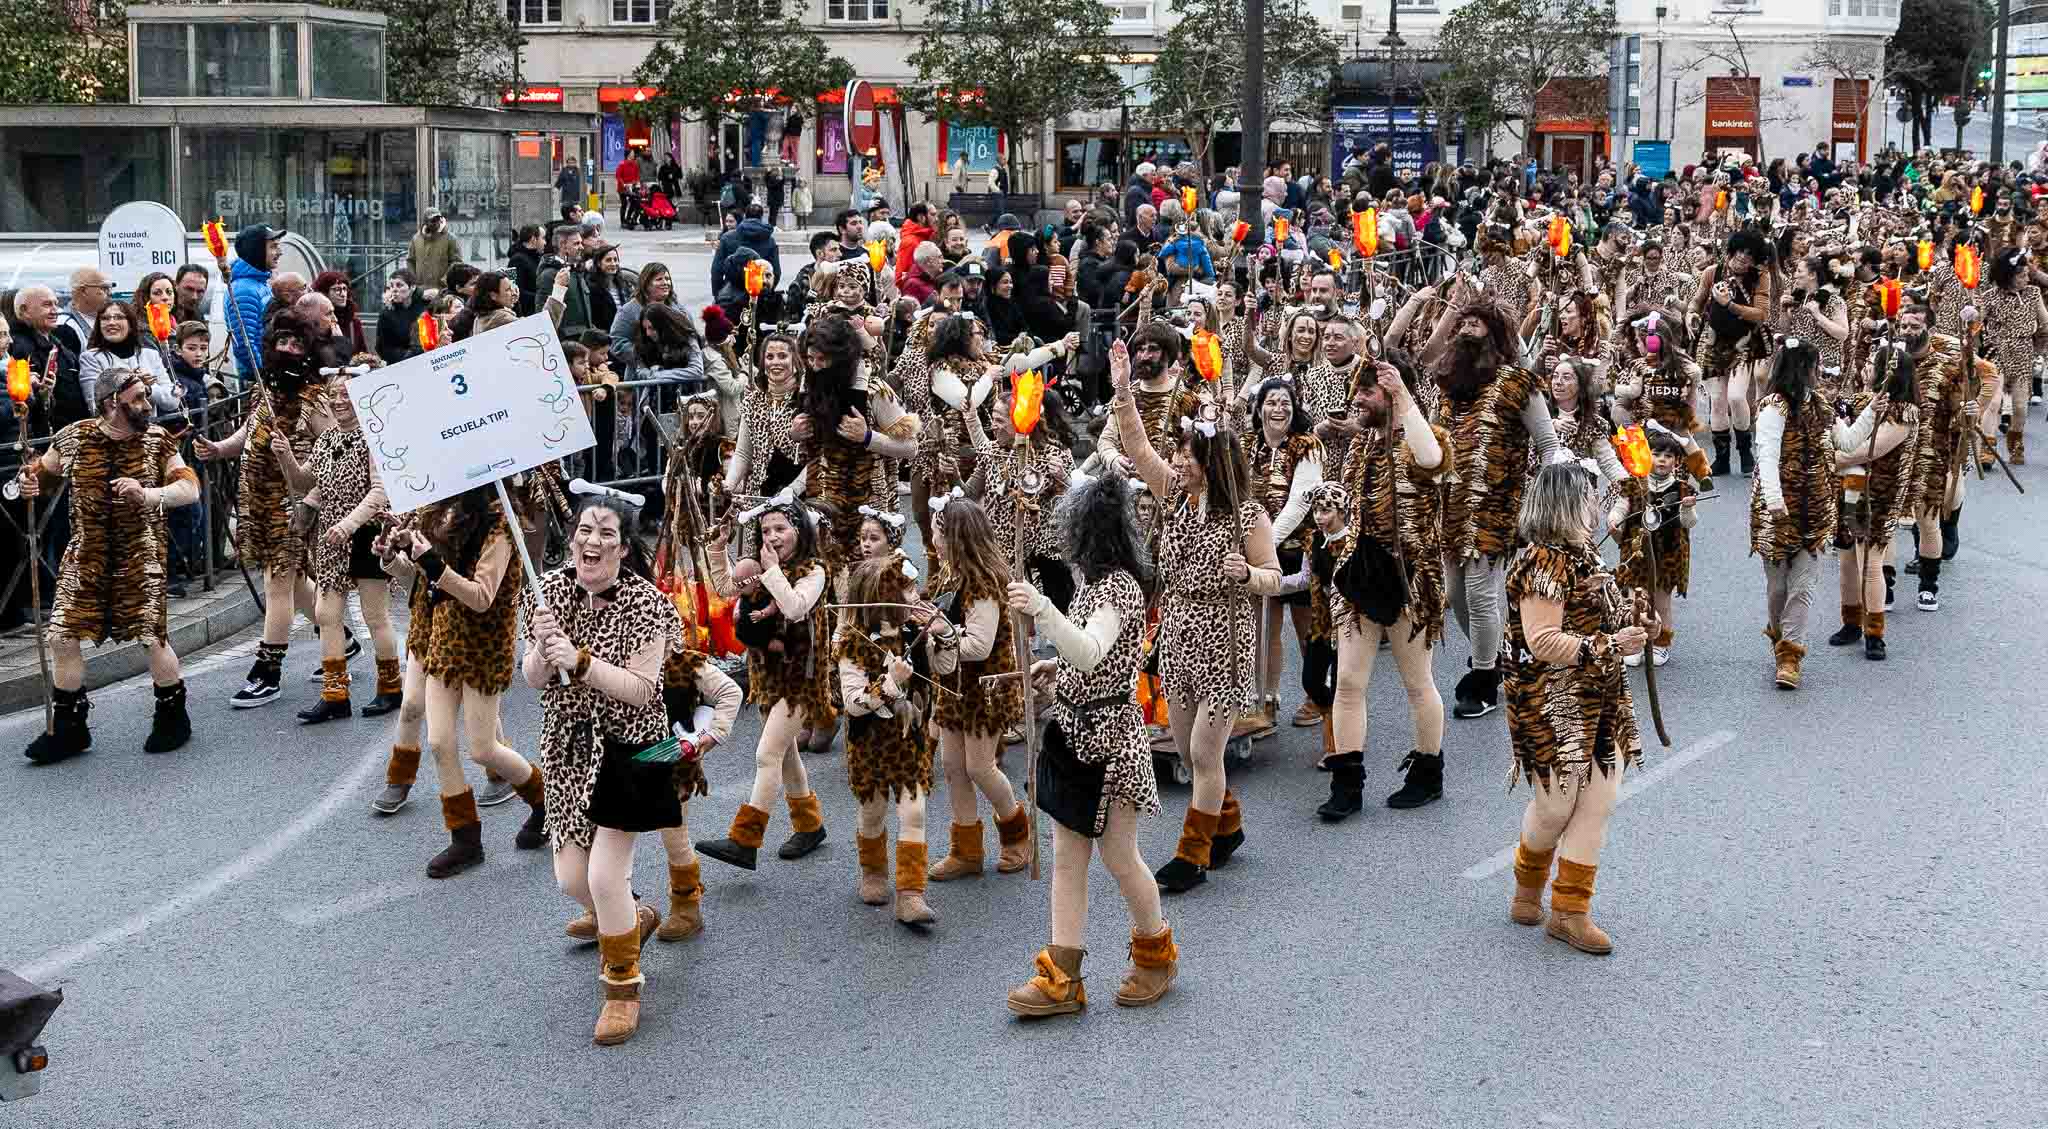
<box><xmin>1749</xmin><ymin>392</ymin><xmax>1839</xmax><ymax>563</ymax></box>
<box><xmin>1479</xmin><ymin>262</ymin><xmax>1535</xmax><ymax>321</ymax></box>
<box><xmin>1839</xmin><ymin>392</ymin><xmax>1921</xmax><ymax>546</ymax></box>
<box><xmin>659</xmin><ymin>648</ymin><xmax>714</xmax><ymax>802</ymax></box>
<box><xmin>1628</xmin><ymin>356</ymin><xmax>1704</xmax><ymax>435</ymax></box>
<box><xmin>978</xmin><ymin>438</ymin><xmax>1072</xmax><ymax>564</ymax></box>
<box><xmin>47</xmin><ymin>420</ymin><xmax>177</xmax><ymax>645</ymax></box>
<box><xmin>237</xmin><ymin>385</ymin><xmax>323</xmax><ymax>573</ymax></box>
<box><xmin>306</xmin><ymin>425</ymin><xmax>384</xmax><ymax>593</ymax></box>
<box><xmin>737</xmin><ymin>384</ymin><xmax>807</xmax><ymax>500</ymax></box>
<box><xmin>528</xmin><ymin>568</ymin><xmax>685</xmax><ymax>852</ymax></box>
<box><xmin>1307</xmin><ymin>529</ymin><xmax>1351</xmax><ymax>643</ymax></box>
<box><xmin>1503</xmin><ymin>542</ymin><xmax>1642</xmax><ymax>790</ymax></box>
<box><xmin>1299</xmin><ymin>357</ymin><xmax>1362</xmax><ymax>421</ymax></box>
<box><xmin>929</xmin><ymin>576</ymin><xmax>1021</xmax><ymax>738</ymax></box>
<box><xmin>1910</xmin><ymin>335</ymin><xmax>1991</xmax><ymax>515</ymax></box>
<box><xmin>1435</xmin><ymin>363</ymin><xmax>1543</xmax><ymax>560</ymax></box>
<box><xmin>1047</xmin><ymin>569</ymin><xmax>1160</xmax><ymax>823</ymax></box>
<box><xmin>1776</xmin><ymin>293</ymin><xmax>1849</xmax><ymax>393</ymax></box>
<box><xmin>1110</xmin><ymin>384</ymin><xmax>1201</xmax><ymax>466</ymax></box>
<box><xmin>1340</xmin><ymin>419</ymin><xmax>1453</xmax><ymax>646</ymax></box>
<box><xmin>746</xmin><ymin>556</ymin><xmax>834</xmax><ymax>724</ymax></box>
<box><xmin>1980</xmin><ymin>285</ymin><xmax>2041</xmax><ymax>390</ymax></box>
<box><xmin>1248</xmin><ymin>432</ymin><xmax>1323</xmax><ymax>552</ymax></box>
<box><xmin>1155</xmin><ymin>495</ymin><xmax>1264</xmax><ymax>714</ymax></box>
<box><xmin>835</xmin><ymin>627</ymin><xmax>934</xmax><ymax>803</ymax></box>
<box><xmin>915</xmin><ymin>356</ymin><xmax>980</xmax><ymax>489</ymax></box>
<box><xmin>420</xmin><ymin>517</ymin><xmax>524</xmax><ymax>695</ymax></box>
<box><xmin>1616</xmin><ymin>474</ymin><xmax>1693</xmax><ymax>596</ymax></box>
<box><xmin>1929</xmin><ymin>263</ymin><xmax>1965</xmax><ymax>337</ymax></box>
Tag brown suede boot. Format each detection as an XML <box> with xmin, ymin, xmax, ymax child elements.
<box><xmin>993</xmin><ymin>805</ymin><xmax>1031</xmax><ymax>874</ymax></box>
<box><xmin>1154</xmin><ymin>807</ymin><xmax>1219</xmax><ymax>893</ymax></box>
<box><xmin>1006</xmin><ymin>945</ymin><xmax>1087</xmax><ymax>1017</ymax></box>
<box><xmin>928</xmin><ymin>821</ymin><xmax>985</xmax><ymax>881</ymax></box>
<box><xmin>697</xmin><ymin>803</ymin><xmax>771</xmax><ymax>871</ymax></box>
<box><xmin>778</xmin><ymin>792</ymin><xmax>828</xmax><ymax>859</ymax></box>
<box><xmin>895</xmin><ymin>840</ymin><xmax>936</xmax><ymax>928</ymax></box>
<box><xmin>1115</xmin><ymin>925</ymin><xmax>1178</xmax><ymax>1006</ymax></box>
<box><xmin>857</xmin><ymin>833</ymin><xmax>890</xmax><ymax>905</ymax></box>
<box><xmin>1773</xmin><ymin>639</ymin><xmax>1806</xmax><ymax>690</ymax></box>
<box><xmin>1211</xmin><ymin>790</ymin><xmax>1245</xmax><ymax>868</ymax></box>
<box><xmin>426</xmin><ymin>791</ymin><xmax>484</xmax><ymax>878</ymax></box>
<box><xmin>1510</xmin><ymin>841</ymin><xmax>1554</xmax><ymax>925</ymax></box>
<box><xmin>565</xmin><ymin>909</ymin><xmax>597</xmax><ymax>941</ymax></box>
<box><xmin>1545</xmin><ymin>859</ymin><xmax>1612</xmax><ymax>954</ymax></box>
<box><xmin>362</xmin><ymin>657</ymin><xmax>404</xmax><ymax>717</ymax></box>
<box><xmin>593</xmin><ymin>918</ymin><xmax>650</xmax><ymax>1045</ymax></box>
<box><xmin>656</xmin><ymin>861</ymin><xmax>704</xmax><ymax>942</ymax></box>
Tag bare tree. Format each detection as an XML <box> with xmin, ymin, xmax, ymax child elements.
<box><xmin>1801</xmin><ymin>36</ymin><xmax>1920</xmax><ymax>159</ymax></box>
<box><xmin>1671</xmin><ymin>14</ymin><xmax>1805</xmax><ymax>160</ymax></box>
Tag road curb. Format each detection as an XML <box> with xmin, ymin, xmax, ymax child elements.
<box><xmin>0</xmin><ymin>586</ymin><xmax>263</xmax><ymax>714</ymax></box>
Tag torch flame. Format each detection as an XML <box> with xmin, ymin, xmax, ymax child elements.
<box><xmin>1180</xmin><ymin>186</ymin><xmax>1197</xmax><ymax>215</ymax></box>
<box><xmin>417</xmin><ymin>312</ymin><xmax>443</xmax><ymax>352</ymax></box>
<box><xmin>1191</xmin><ymin>328</ymin><xmax>1224</xmax><ymax>382</ymax></box>
<box><xmin>1326</xmin><ymin>248</ymin><xmax>1342</xmax><ymax>271</ymax></box>
<box><xmin>1715</xmin><ymin>190</ymin><xmax>1728</xmax><ymax>212</ymax></box>
<box><xmin>1273</xmin><ymin>215</ymin><xmax>1290</xmax><ymax>244</ymax></box>
<box><xmin>203</xmin><ymin>218</ymin><xmax>229</xmax><ymax>261</ymax></box>
<box><xmin>146</xmin><ymin>301</ymin><xmax>175</xmax><ymax>342</ymax></box>
<box><xmin>1971</xmin><ymin>186</ymin><xmax>1985</xmax><ymax>214</ymax></box>
<box><xmin>1011</xmin><ymin>369</ymin><xmax>1045</xmax><ymax>435</ymax></box>
<box><xmin>1954</xmin><ymin>244</ymin><xmax>1981</xmax><ymax>290</ymax></box>
<box><xmin>6</xmin><ymin>358</ymin><xmax>30</xmax><ymax>404</ymax></box>
<box><xmin>1353</xmin><ymin>208</ymin><xmax>1378</xmax><ymax>257</ymax></box>
<box><xmin>1612</xmin><ymin>424</ymin><xmax>1653</xmax><ymax>478</ymax></box>
<box><xmin>1548</xmin><ymin>214</ymin><xmax>1572</xmax><ymax>257</ymax></box>
<box><xmin>864</xmin><ymin>240</ymin><xmax>887</xmax><ymax>271</ymax></box>
<box><xmin>1917</xmin><ymin>239</ymin><xmax>1933</xmax><ymax>270</ymax></box>
<box><xmin>1231</xmin><ymin>220</ymin><xmax>1251</xmax><ymax>244</ymax></box>
<box><xmin>744</xmin><ymin>258</ymin><xmax>769</xmax><ymax>298</ymax></box>
<box><xmin>1873</xmin><ymin>277</ymin><xmax>1902</xmax><ymax>318</ymax></box>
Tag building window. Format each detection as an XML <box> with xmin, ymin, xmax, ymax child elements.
<box><xmin>612</xmin><ymin>0</ymin><xmax>672</xmax><ymax>22</ymax></box>
<box><xmin>506</xmin><ymin>0</ymin><xmax>561</xmax><ymax>24</ymax></box>
<box><xmin>716</xmin><ymin>0</ymin><xmax>784</xmax><ymax>17</ymax></box>
<box><xmin>1394</xmin><ymin>0</ymin><xmax>1437</xmax><ymax>8</ymax></box>
<box><xmin>827</xmin><ymin>0</ymin><xmax>888</xmax><ymax>18</ymax></box>
<box><xmin>1104</xmin><ymin>1</ymin><xmax>1150</xmax><ymax>23</ymax></box>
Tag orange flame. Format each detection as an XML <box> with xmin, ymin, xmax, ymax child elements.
<box><xmin>203</xmin><ymin>218</ymin><xmax>229</xmax><ymax>261</ymax></box>
<box><xmin>6</xmin><ymin>358</ymin><xmax>30</xmax><ymax>403</ymax></box>
<box><xmin>1191</xmin><ymin>328</ymin><xmax>1224</xmax><ymax>382</ymax></box>
<box><xmin>146</xmin><ymin>301</ymin><xmax>175</xmax><ymax>342</ymax></box>
<box><xmin>1180</xmin><ymin>186</ymin><xmax>1197</xmax><ymax>215</ymax></box>
<box><xmin>1548</xmin><ymin>214</ymin><xmax>1572</xmax><ymax>257</ymax></box>
<box><xmin>1011</xmin><ymin>369</ymin><xmax>1045</xmax><ymax>435</ymax></box>
<box><xmin>1872</xmin><ymin>277</ymin><xmax>1902</xmax><ymax>319</ymax></box>
<box><xmin>1971</xmin><ymin>186</ymin><xmax>1985</xmax><ymax>214</ymax></box>
<box><xmin>417</xmin><ymin>312</ymin><xmax>442</xmax><ymax>352</ymax></box>
<box><xmin>864</xmin><ymin>240</ymin><xmax>887</xmax><ymax>271</ymax></box>
<box><xmin>1273</xmin><ymin>216</ymin><xmax>1290</xmax><ymax>244</ymax></box>
<box><xmin>743</xmin><ymin>258</ymin><xmax>769</xmax><ymax>298</ymax></box>
<box><xmin>1353</xmin><ymin>208</ymin><xmax>1378</xmax><ymax>257</ymax></box>
<box><xmin>1715</xmin><ymin>190</ymin><xmax>1728</xmax><ymax>212</ymax></box>
<box><xmin>1954</xmin><ymin>244</ymin><xmax>1981</xmax><ymax>289</ymax></box>
<box><xmin>1917</xmin><ymin>239</ymin><xmax>1933</xmax><ymax>270</ymax></box>
<box><xmin>1326</xmin><ymin>249</ymin><xmax>1342</xmax><ymax>271</ymax></box>
<box><xmin>1612</xmin><ymin>424</ymin><xmax>1652</xmax><ymax>478</ymax></box>
<box><xmin>1231</xmin><ymin>220</ymin><xmax>1251</xmax><ymax>244</ymax></box>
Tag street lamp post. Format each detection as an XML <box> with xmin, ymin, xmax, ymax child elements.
<box><xmin>1992</xmin><ymin>0</ymin><xmax>2013</xmax><ymax>163</ymax></box>
<box><xmin>1382</xmin><ymin>0</ymin><xmax>1406</xmax><ymax>166</ymax></box>
<box><xmin>1240</xmin><ymin>0</ymin><xmax>1267</xmax><ymax>214</ymax></box>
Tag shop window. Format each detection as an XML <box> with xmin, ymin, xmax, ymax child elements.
<box><xmin>0</xmin><ymin>126</ymin><xmax>171</xmax><ymax>232</ymax></box>
<box><xmin>827</xmin><ymin>0</ymin><xmax>888</xmax><ymax>19</ymax></box>
<box><xmin>506</xmin><ymin>0</ymin><xmax>562</xmax><ymax>24</ymax></box>
<box><xmin>612</xmin><ymin>0</ymin><xmax>673</xmax><ymax>23</ymax></box>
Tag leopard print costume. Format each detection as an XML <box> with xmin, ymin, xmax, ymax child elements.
<box><xmin>1776</xmin><ymin>292</ymin><xmax>1849</xmax><ymax>394</ymax></box>
<box><xmin>1627</xmin><ymin>355</ymin><xmax>1704</xmax><ymax>435</ymax></box>
<box><xmin>1910</xmin><ymin>335</ymin><xmax>1992</xmax><ymax>515</ymax></box>
<box><xmin>1980</xmin><ymin>285</ymin><xmax>2041</xmax><ymax>395</ymax></box>
<box><xmin>1299</xmin><ymin>357</ymin><xmax>1362</xmax><ymax>422</ymax></box>
<box><xmin>1479</xmin><ymin>262</ymin><xmax>1535</xmax><ymax>321</ymax></box>
<box><xmin>1749</xmin><ymin>391</ymin><xmax>1839</xmax><ymax>563</ymax></box>
<box><xmin>1047</xmin><ymin>569</ymin><xmax>1160</xmax><ymax>830</ymax></box>
<box><xmin>1155</xmin><ymin>495</ymin><xmax>1264</xmax><ymax>714</ymax></box>
<box><xmin>978</xmin><ymin>437</ymin><xmax>1073</xmax><ymax>565</ymax></box>
<box><xmin>1107</xmin><ymin>384</ymin><xmax>1201</xmax><ymax>466</ymax></box>
<box><xmin>915</xmin><ymin>355</ymin><xmax>981</xmax><ymax>490</ymax></box>
<box><xmin>47</xmin><ymin>419</ymin><xmax>179</xmax><ymax>645</ymax></box>
<box><xmin>1503</xmin><ymin>542</ymin><xmax>1643</xmax><ymax>790</ymax></box>
<box><xmin>834</xmin><ymin>626</ymin><xmax>934</xmax><ymax>803</ymax></box>
<box><xmin>306</xmin><ymin>425</ymin><xmax>385</xmax><ymax>594</ymax></box>
<box><xmin>1340</xmin><ymin>417</ymin><xmax>1453</xmax><ymax>646</ymax></box>
<box><xmin>419</xmin><ymin>515</ymin><xmax>524</xmax><ymax>695</ymax></box>
<box><xmin>929</xmin><ymin>572</ymin><xmax>1021</xmax><ymax>739</ymax></box>
<box><xmin>746</xmin><ymin>556</ymin><xmax>834</xmax><ymax>724</ymax></box>
<box><xmin>1248</xmin><ymin>431</ymin><xmax>1323</xmax><ymax>553</ymax></box>
<box><xmin>236</xmin><ymin>385</ymin><xmax>324</xmax><ymax>573</ymax></box>
<box><xmin>1616</xmin><ymin>474</ymin><xmax>1693</xmax><ymax>596</ymax></box>
<box><xmin>659</xmin><ymin>648</ymin><xmax>714</xmax><ymax>802</ymax></box>
<box><xmin>1838</xmin><ymin>392</ymin><xmax>1921</xmax><ymax>546</ymax></box>
<box><xmin>528</xmin><ymin>567</ymin><xmax>686</xmax><ymax>852</ymax></box>
<box><xmin>1306</xmin><ymin>529</ymin><xmax>1351</xmax><ymax>643</ymax></box>
<box><xmin>1436</xmin><ymin>363</ymin><xmax>1543</xmax><ymax>561</ymax></box>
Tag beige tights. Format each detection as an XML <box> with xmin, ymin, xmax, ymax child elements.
<box><xmin>1519</xmin><ymin>761</ymin><xmax>1623</xmax><ymax>867</ymax></box>
<box><xmin>939</xmin><ymin>727</ymin><xmax>1017</xmax><ymax>825</ymax></box>
<box><xmin>1167</xmin><ymin>697</ymin><xmax>1232</xmax><ymax>813</ymax></box>
<box><xmin>316</xmin><ymin>583</ymin><xmax>399</xmax><ymax>662</ymax></box>
<box><xmin>857</xmin><ymin>790</ymin><xmax>928</xmax><ymax>843</ymax></box>
<box><xmin>1836</xmin><ymin>542</ymin><xmax>1889</xmax><ymax>612</ymax></box>
<box><xmin>423</xmin><ymin>677</ymin><xmax>529</xmax><ymax>798</ymax></box>
<box><xmin>261</xmin><ymin>568</ymin><xmax>317</xmax><ymax>646</ymax></box>
<box><xmin>1331</xmin><ymin>613</ymin><xmax>1443</xmax><ymax>755</ymax></box>
<box><xmin>1048</xmin><ymin>803</ymin><xmax>1164</xmax><ymax>950</ymax></box>
<box><xmin>747</xmin><ymin>699</ymin><xmax>815</xmax><ymax>811</ymax></box>
<box><xmin>552</xmin><ymin>827</ymin><xmax>639</xmax><ymax>936</ymax></box>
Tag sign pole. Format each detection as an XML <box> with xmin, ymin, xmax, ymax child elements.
<box><xmin>493</xmin><ymin>476</ymin><xmax>568</xmax><ymax>686</ymax></box>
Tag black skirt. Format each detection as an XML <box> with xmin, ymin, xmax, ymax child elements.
<box><xmin>1035</xmin><ymin>718</ymin><xmax>1109</xmax><ymax>838</ymax></box>
<box><xmin>347</xmin><ymin>523</ymin><xmax>389</xmax><ymax>581</ymax></box>
<box><xmin>586</xmin><ymin>729</ymin><xmax>683</xmax><ymax>834</ymax></box>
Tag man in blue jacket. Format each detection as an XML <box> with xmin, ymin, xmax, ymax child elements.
<box><xmin>710</xmin><ymin>202</ymin><xmax>781</xmax><ymax>294</ymax></box>
<box><xmin>227</xmin><ymin>223</ymin><xmax>284</xmax><ymax>382</ymax></box>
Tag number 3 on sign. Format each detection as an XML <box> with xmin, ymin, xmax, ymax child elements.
<box><xmin>449</xmin><ymin>374</ymin><xmax>469</xmax><ymax>396</ymax></box>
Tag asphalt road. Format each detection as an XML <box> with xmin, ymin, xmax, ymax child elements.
<box><xmin>6</xmin><ymin>411</ymin><xmax>2047</xmax><ymax>1126</ymax></box>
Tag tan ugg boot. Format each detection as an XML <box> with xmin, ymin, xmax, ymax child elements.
<box><xmin>513</xmin><ymin>759</ymin><xmax>546</xmax><ymax>807</ymax></box>
<box><xmin>593</xmin><ymin>923</ymin><xmax>647</xmax><ymax>1046</ymax></box>
<box><xmin>565</xmin><ymin>909</ymin><xmax>597</xmax><ymax>941</ymax></box>
<box><xmin>928</xmin><ymin>821</ymin><xmax>985</xmax><ymax>881</ymax></box>
<box><xmin>993</xmin><ymin>805</ymin><xmax>1031</xmax><ymax>874</ymax></box>
<box><xmin>1510</xmin><ymin>840</ymin><xmax>1554</xmax><ymax>926</ymax></box>
<box><xmin>1173</xmin><ymin>807</ymin><xmax>1220</xmax><ymax>868</ymax></box>
<box><xmin>1774</xmin><ymin>639</ymin><xmax>1806</xmax><ymax>690</ymax></box>
<box><xmin>385</xmin><ymin>743</ymin><xmax>421</xmax><ymax>786</ymax></box>
<box><xmin>1115</xmin><ymin>925</ymin><xmax>1178</xmax><ymax>1007</ymax></box>
<box><xmin>857</xmin><ymin>833</ymin><xmax>890</xmax><ymax>905</ymax></box>
<box><xmin>656</xmin><ymin>861</ymin><xmax>704</xmax><ymax>941</ymax></box>
<box><xmin>1545</xmin><ymin>859</ymin><xmax>1612</xmax><ymax>954</ymax></box>
<box><xmin>894</xmin><ymin>840</ymin><xmax>936</xmax><ymax>927</ymax></box>
<box><xmin>1006</xmin><ymin>945</ymin><xmax>1087</xmax><ymax>1017</ymax></box>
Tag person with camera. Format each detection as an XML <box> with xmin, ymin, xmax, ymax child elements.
<box><xmin>1689</xmin><ymin>229</ymin><xmax>1776</xmax><ymax>482</ymax></box>
<box><xmin>1775</xmin><ymin>256</ymin><xmax>1851</xmax><ymax>406</ymax></box>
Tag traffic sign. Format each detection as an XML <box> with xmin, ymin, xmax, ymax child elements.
<box><xmin>845</xmin><ymin>79</ymin><xmax>879</xmax><ymax>157</ymax></box>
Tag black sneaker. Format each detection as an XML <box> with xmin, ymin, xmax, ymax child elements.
<box><xmin>342</xmin><ymin>629</ymin><xmax>362</xmax><ymax>662</ymax></box>
<box><xmin>230</xmin><ymin>668</ymin><xmax>282</xmax><ymax>708</ymax></box>
<box><xmin>1917</xmin><ymin>590</ymin><xmax>1938</xmax><ymax>611</ymax></box>
<box><xmin>1153</xmin><ymin>856</ymin><xmax>1207</xmax><ymax>894</ymax></box>
<box><xmin>1826</xmin><ymin>622</ymin><xmax>1863</xmax><ymax>647</ymax></box>
<box><xmin>476</xmin><ymin>776</ymin><xmax>519</xmax><ymax>807</ymax></box>
<box><xmin>1864</xmin><ymin>635</ymin><xmax>1887</xmax><ymax>661</ymax></box>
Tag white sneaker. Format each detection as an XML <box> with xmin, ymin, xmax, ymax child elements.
<box><xmin>1623</xmin><ymin>651</ymin><xmax>1643</xmax><ymax>668</ymax></box>
<box><xmin>1651</xmin><ymin>645</ymin><xmax>1670</xmax><ymax>667</ymax></box>
<box><xmin>1917</xmin><ymin>590</ymin><xmax>1939</xmax><ymax>611</ymax></box>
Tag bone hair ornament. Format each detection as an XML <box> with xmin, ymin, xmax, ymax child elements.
<box><xmin>857</xmin><ymin>504</ymin><xmax>908</xmax><ymax>546</ymax></box>
<box><xmin>317</xmin><ymin>363</ymin><xmax>372</xmax><ymax>377</ymax></box>
<box><xmin>735</xmin><ymin>487</ymin><xmax>806</xmax><ymax>526</ymax></box>
<box><xmin>928</xmin><ymin>485</ymin><xmax>966</xmax><ymax>514</ymax></box>
<box><xmin>567</xmin><ymin>478</ymin><xmax>647</xmax><ymax>508</ymax></box>
<box><xmin>1180</xmin><ymin>415</ymin><xmax>1218</xmax><ymax>439</ymax></box>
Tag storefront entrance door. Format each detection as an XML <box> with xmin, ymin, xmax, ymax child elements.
<box><xmin>1551</xmin><ymin>136</ymin><xmax>1587</xmax><ymax>179</ymax></box>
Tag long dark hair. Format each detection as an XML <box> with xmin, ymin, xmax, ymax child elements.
<box><xmin>927</xmin><ymin>312</ymin><xmax>983</xmax><ymax>366</ymax></box>
<box><xmin>1767</xmin><ymin>335</ymin><xmax>1821</xmax><ymax>421</ymax></box>
<box><xmin>1869</xmin><ymin>340</ymin><xmax>1919</xmax><ymax>408</ymax></box>
<box><xmin>450</xmin><ymin>271</ymin><xmax>513</xmax><ymax>341</ymax></box>
<box><xmin>87</xmin><ymin>302</ymin><xmax>139</xmax><ymax>357</ymax></box>
<box><xmin>1249</xmin><ymin>377</ymin><xmax>1312</xmax><ymax>438</ymax></box>
<box><xmin>636</xmin><ymin>303</ymin><xmax>701</xmax><ymax>368</ymax></box>
<box><xmin>1179</xmin><ymin>421</ymin><xmax>1254</xmax><ymax>518</ymax></box>
<box><xmin>797</xmin><ymin>314</ymin><xmax>865</xmax><ymax>440</ymax></box>
<box><xmin>1055</xmin><ymin>470</ymin><xmax>1154</xmax><ymax>592</ymax></box>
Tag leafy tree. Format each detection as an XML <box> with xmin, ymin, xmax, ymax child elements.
<box><xmin>904</xmin><ymin>0</ymin><xmax>1127</xmax><ymax>189</ymax></box>
<box><xmin>0</xmin><ymin>0</ymin><xmax>128</xmax><ymax>104</ymax></box>
<box><xmin>1432</xmin><ymin>0</ymin><xmax>1616</xmax><ymax>148</ymax></box>
<box><xmin>632</xmin><ymin>0</ymin><xmax>854</xmax><ymax>157</ymax></box>
<box><xmin>1142</xmin><ymin>0</ymin><xmax>1338</xmax><ymax>177</ymax></box>
<box><xmin>1885</xmin><ymin>0</ymin><xmax>1992</xmax><ymax>151</ymax></box>
<box><xmin>359</xmin><ymin>0</ymin><xmax>519</xmax><ymax>107</ymax></box>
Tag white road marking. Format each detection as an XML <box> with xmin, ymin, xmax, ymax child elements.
<box><xmin>20</xmin><ymin>739</ymin><xmax>386</xmax><ymax>983</ymax></box>
<box><xmin>1459</xmin><ymin>728</ymin><xmax>1737</xmax><ymax>881</ymax></box>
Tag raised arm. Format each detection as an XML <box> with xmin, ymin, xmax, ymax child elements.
<box><xmin>1109</xmin><ymin>342</ymin><xmax>1174</xmax><ymax>499</ymax></box>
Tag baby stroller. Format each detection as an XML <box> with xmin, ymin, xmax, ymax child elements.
<box><xmin>643</xmin><ymin>188</ymin><xmax>678</xmax><ymax>230</ymax></box>
<box><xmin>621</xmin><ymin>183</ymin><xmax>649</xmax><ymax>230</ymax></box>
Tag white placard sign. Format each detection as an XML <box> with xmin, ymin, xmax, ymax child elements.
<box><xmin>348</xmin><ymin>312</ymin><xmax>595</xmax><ymax>514</ymax></box>
<box><xmin>97</xmin><ymin>201</ymin><xmax>188</xmax><ymax>295</ymax></box>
